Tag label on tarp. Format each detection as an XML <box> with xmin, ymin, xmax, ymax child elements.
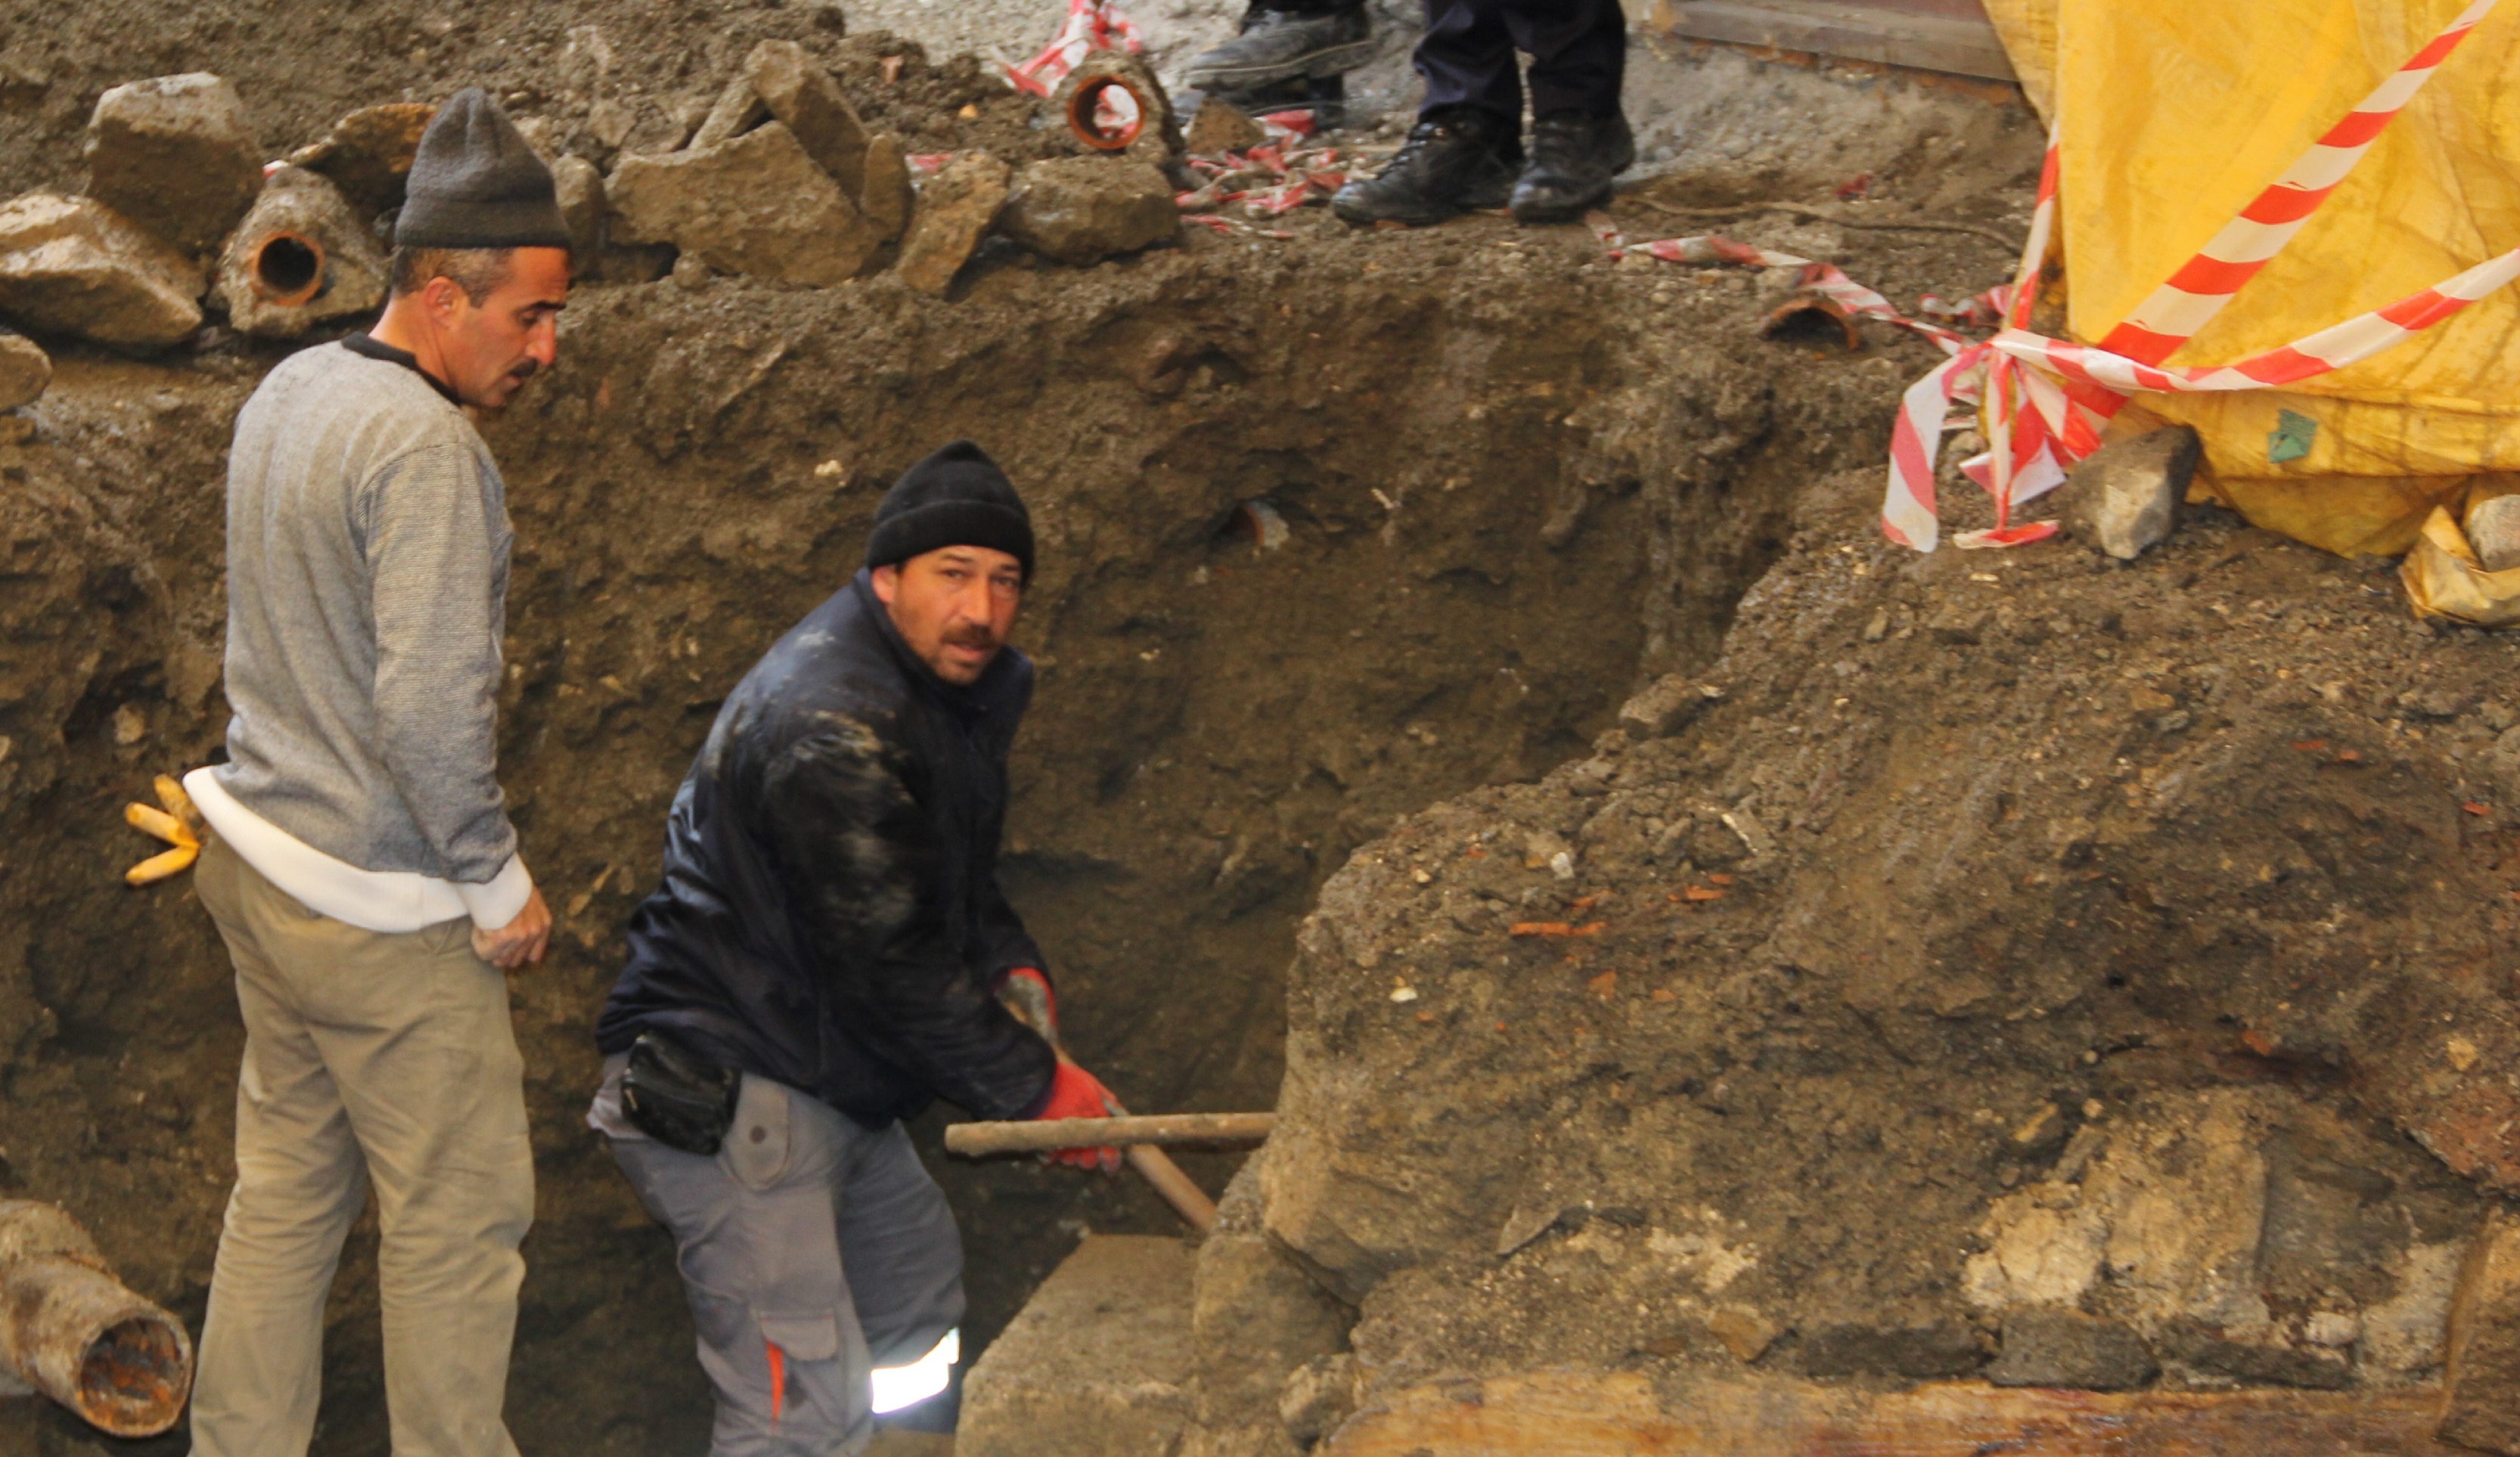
<box><xmin>2268</xmin><ymin>408</ymin><xmax>2318</xmax><ymax>463</ymax></box>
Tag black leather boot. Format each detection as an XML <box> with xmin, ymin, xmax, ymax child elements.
<box><xmin>1330</xmin><ymin>107</ymin><xmax>1522</xmax><ymax>226</ymax></box>
<box><xmin>1510</xmin><ymin>110</ymin><xmax>1636</xmax><ymax>223</ymax></box>
<box><xmin>1182</xmin><ymin>5</ymin><xmax>1376</xmax><ymax>93</ymax></box>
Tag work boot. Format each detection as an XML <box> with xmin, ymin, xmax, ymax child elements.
<box><xmin>1181</xmin><ymin>4</ymin><xmax>1377</xmax><ymax>93</ymax></box>
<box><xmin>1510</xmin><ymin>110</ymin><xmax>1637</xmax><ymax>224</ymax></box>
<box><xmin>1330</xmin><ymin>107</ymin><xmax>1522</xmax><ymax>226</ymax></box>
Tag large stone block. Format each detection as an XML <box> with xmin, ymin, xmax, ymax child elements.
<box><xmin>1192</xmin><ymin>1161</ymin><xmax>1351</xmax><ymax>1435</ymax></box>
<box><xmin>744</xmin><ymin>40</ymin><xmax>869</xmax><ymax>197</ymax></box>
<box><xmin>961</xmin><ymin>1235</ymin><xmax>1194</xmax><ymax>1457</ymax></box>
<box><xmin>0</xmin><ymin>193</ymin><xmax>203</xmax><ymax>349</ymax></box>
<box><xmin>552</xmin><ymin>155</ymin><xmax>606</xmax><ymax>271</ymax></box>
<box><xmin>998</xmin><ymin>157</ymin><xmax>1178</xmax><ymax>267</ymax></box>
<box><xmin>1802</xmin><ymin>1318</ymin><xmax>1986</xmax><ymax>1379</ymax></box>
<box><xmin>82</xmin><ymin>73</ymin><xmax>262</xmax><ymax>256</ymax></box>
<box><xmin>2441</xmin><ymin>1210</ymin><xmax>2520</xmax><ymax>1454</ymax></box>
<box><xmin>1987</xmin><ymin>1307</ymin><xmax>2156</xmax><ymax>1390</ymax></box>
<box><xmin>895</xmin><ymin>153</ymin><xmax>1009</xmax><ymax>298</ymax></box>
<box><xmin>861</xmin><ymin>134</ymin><xmax>913</xmax><ymax>243</ymax></box>
<box><xmin>607</xmin><ymin>122</ymin><xmax>878</xmax><ymax>287</ymax></box>
<box><xmin>2062</xmin><ymin>426</ymin><xmax>2202</xmax><ymax>562</ymax></box>
<box><xmin>285</xmin><ymin>104</ymin><xmax>437</xmax><ymax>219</ymax></box>
<box><xmin>0</xmin><ymin>333</ymin><xmax>49</xmax><ymax>411</ymax></box>
<box><xmin>213</xmin><ymin>168</ymin><xmax>386</xmax><ymax>339</ymax></box>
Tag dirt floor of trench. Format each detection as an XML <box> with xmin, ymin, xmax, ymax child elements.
<box><xmin>0</xmin><ymin>196</ymin><xmax>2025</xmax><ymax>1453</ymax></box>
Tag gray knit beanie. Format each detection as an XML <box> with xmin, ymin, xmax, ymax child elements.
<box><xmin>866</xmin><ymin>441</ymin><xmax>1035</xmax><ymax>581</ymax></box>
<box><xmin>394</xmin><ymin>88</ymin><xmax>571</xmax><ymax>250</ymax></box>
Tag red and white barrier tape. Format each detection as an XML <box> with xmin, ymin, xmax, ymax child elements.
<box><xmin>1006</xmin><ymin>0</ymin><xmax>1144</xmax><ymax>98</ymax></box>
<box><xmin>1592</xmin><ymin>212</ymin><xmax>2049</xmax><ymax>547</ymax></box>
<box><xmin>1178</xmin><ymin>137</ymin><xmax>1353</xmax><ymax>219</ymax></box>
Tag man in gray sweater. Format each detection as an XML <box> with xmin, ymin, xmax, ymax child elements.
<box><xmin>183</xmin><ymin>90</ymin><xmax>569</xmax><ymax>1457</ymax></box>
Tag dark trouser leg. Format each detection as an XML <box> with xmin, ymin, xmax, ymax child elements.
<box><xmin>1505</xmin><ymin>0</ymin><xmax>1628</xmax><ymax>118</ymax></box>
<box><xmin>1414</xmin><ymin>0</ymin><xmax>1524</xmax><ymax>125</ymax></box>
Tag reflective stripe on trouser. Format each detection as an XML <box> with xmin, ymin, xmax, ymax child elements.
<box><xmin>188</xmin><ymin>835</ymin><xmax>534</xmax><ymax>1457</ymax></box>
<box><xmin>597</xmin><ymin>1063</ymin><xmax>965</xmax><ymax>1456</ymax></box>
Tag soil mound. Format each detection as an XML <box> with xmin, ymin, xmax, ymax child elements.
<box><xmin>1205</xmin><ymin>465</ymin><xmax>2520</xmax><ymax>1447</ymax></box>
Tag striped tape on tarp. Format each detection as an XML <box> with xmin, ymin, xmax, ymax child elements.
<box><xmin>2098</xmin><ymin>0</ymin><xmax>2500</xmax><ymax>365</ymax></box>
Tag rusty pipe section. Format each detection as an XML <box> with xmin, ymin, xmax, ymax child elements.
<box><xmin>0</xmin><ymin>1200</ymin><xmax>192</xmax><ymax>1437</ymax></box>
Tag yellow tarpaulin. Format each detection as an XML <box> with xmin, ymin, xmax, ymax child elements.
<box><xmin>1980</xmin><ymin>0</ymin><xmax>2520</xmax><ymax>557</ymax></box>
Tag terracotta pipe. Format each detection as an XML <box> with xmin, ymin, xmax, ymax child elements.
<box><xmin>247</xmin><ymin>229</ymin><xmax>327</xmax><ymax>309</ymax></box>
<box><xmin>0</xmin><ymin>1201</ymin><xmax>193</xmax><ymax>1437</ymax></box>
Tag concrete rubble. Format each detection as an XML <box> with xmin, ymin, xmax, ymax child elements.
<box><xmin>745</xmin><ymin>40</ymin><xmax>871</xmax><ymax>200</ymax></box>
<box><xmin>2441</xmin><ymin>1210</ymin><xmax>2520</xmax><ymax>1454</ymax></box>
<box><xmin>82</xmin><ymin>73</ymin><xmax>262</xmax><ymax>257</ymax></box>
<box><xmin>284</xmin><ymin>103</ymin><xmax>437</xmax><ymax>220</ymax></box>
<box><xmin>1184</xmin><ymin>98</ymin><xmax>1268</xmax><ymax>157</ymax></box>
<box><xmin>861</xmin><ymin>133</ymin><xmax>914</xmax><ymax>243</ymax></box>
<box><xmin>606</xmin><ymin>122</ymin><xmax>880</xmax><ymax>287</ymax></box>
<box><xmin>895</xmin><ymin>153</ymin><xmax>1009</xmax><ymax>297</ymax></box>
<box><xmin>998</xmin><ymin>157</ymin><xmax>1180</xmax><ymax>267</ymax></box>
<box><xmin>960</xmin><ymin>1235</ymin><xmax>1196</xmax><ymax>1457</ymax></box>
<box><xmin>213</xmin><ymin>167</ymin><xmax>387</xmax><ymax>339</ymax></box>
<box><xmin>0</xmin><ymin>333</ymin><xmax>48</xmax><ymax>412</ymax></box>
<box><xmin>1986</xmin><ymin>1308</ymin><xmax>2158</xmax><ymax>1390</ymax></box>
<box><xmin>0</xmin><ymin>45</ymin><xmax>1215</xmax><ymax>353</ymax></box>
<box><xmin>551</xmin><ymin>156</ymin><xmax>607</xmax><ymax>274</ymax></box>
<box><xmin>0</xmin><ymin>193</ymin><xmax>202</xmax><ymax>349</ymax></box>
<box><xmin>1181</xmin><ymin>1164</ymin><xmax>1349</xmax><ymax>1457</ymax></box>
<box><xmin>2466</xmin><ymin>494</ymin><xmax>2520</xmax><ymax>573</ymax></box>
<box><xmin>2063</xmin><ymin>424</ymin><xmax>2202</xmax><ymax>561</ymax></box>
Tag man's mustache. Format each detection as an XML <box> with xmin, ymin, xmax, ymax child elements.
<box><xmin>943</xmin><ymin>624</ymin><xmax>1001</xmax><ymax>649</ymax></box>
<box><xmin>505</xmin><ymin>358</ymin><xmax>541</xmax><ymax>383</ymax></box>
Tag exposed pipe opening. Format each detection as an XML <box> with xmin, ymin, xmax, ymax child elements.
<box><xmin>1065</xmin><ymin>75</ymin><xmax>1145</xmax><ymax>151</ymax></box>
<box><xmin>76</xmin><ymin>1313</ymin><xmax>189</xmax><ymax>1434</ymax></box>
<box><xmin>0</xmin><ymin>1204</ymin><xmax>194</xmax><ymax>1437</ymax></box>
<box><xmin>250</xmin><ymin>231</ymin><xmax>325</xmax><ymax>308</ymax></box>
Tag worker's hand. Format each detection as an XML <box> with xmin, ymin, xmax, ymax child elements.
<box><xmin>1030</xmin><ymin>1061</ymin><xmax>1121</xmax><ymax>1173</ymax></box>
<box><xmin>998</xmin><ymin>966</ymin><xmax>1057</xmax><ymax>1040</ymax></box>
<box><xmin>471</xmin><ymin>887</ymin><xmax>552</xmax><ymax>970</ymax></box>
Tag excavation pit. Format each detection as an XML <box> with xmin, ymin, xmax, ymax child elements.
<box><xmin>0</xmin><ymin>222</ymin><xmax>1935</xmax><ymax>1450</ymax></box>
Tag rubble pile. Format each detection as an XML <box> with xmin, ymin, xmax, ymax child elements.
<box><xmin>0</xmin><ymin>41</ymin><xmax>1196</xmax><ymax>411</ymax></box>
<box><xmin>1156</xmin><ymin>468</ymin><xmax>2520</xmax><ymax>1455</ymax></box>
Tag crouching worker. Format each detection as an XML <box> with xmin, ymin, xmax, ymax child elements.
<box><xmin>589</xmin><ymin>441</ymin><xmax>1124</xmax><ymax>1452</ymax></box>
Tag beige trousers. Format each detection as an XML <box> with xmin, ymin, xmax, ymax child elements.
<box><xmin>188</xmin><ymin>837</ymin><xmax>535</xmax><ymax>1457</ymax></box>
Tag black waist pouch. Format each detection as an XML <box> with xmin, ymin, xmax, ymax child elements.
<box><xmin>621</xmin><ymin>1031</ymin><xmax>741</xmax><ymax>1156</ymax></box>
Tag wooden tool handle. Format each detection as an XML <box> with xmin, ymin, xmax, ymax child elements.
<box><xmin>945</xmin><ymin>1112</ymin><xmax>1274</xmax><ymax>1157</ymax></box>
<box><xmin>1126</xmin><ymin>1144</ymin><xmax>1218</xmax><ymax>1232</ymax></box>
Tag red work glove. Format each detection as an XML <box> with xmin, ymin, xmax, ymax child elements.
<box><xmin>1031</xmin><ymin>1060</ymin><xmax>1121</xmax><ymax>1173</ymax></box>
<box><xmin>998</xmin><ymin>966</ymin><xmax>1056</xmax><ymax>1040</ymax></box>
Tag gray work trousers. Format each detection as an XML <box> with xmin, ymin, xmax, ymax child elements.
<box><xmin>188</xmin><ymin>836</ymin><xmax>534</xmax><ymax>1457</ymax></box>
<box><xmin>591</xmin><ymin>1059</ymin><xmax>964</xmax><ymax>1456</ymax></box>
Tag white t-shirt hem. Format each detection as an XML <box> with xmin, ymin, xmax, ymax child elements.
<box><xmin>185</xmin><ymin>767</ymin><xmax>532</xmax><ymax>935</ymax></box>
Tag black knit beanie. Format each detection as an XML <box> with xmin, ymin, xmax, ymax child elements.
<box><xmin>866</xmin><ymin>441</ymin><xmax>1035</xmax><ymax>581</ymax></box>
<box><xmin>394</xmin><ymin>88</ymin><xmax>572</xmax><ymax>250</ymax></box>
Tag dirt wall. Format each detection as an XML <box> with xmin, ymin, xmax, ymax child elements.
<box><xmin>0</xmin><ymin>217</ymin><xmax>1937</xmax><ymax>1452</ymax></box>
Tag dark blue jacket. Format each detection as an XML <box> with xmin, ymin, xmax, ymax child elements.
<box><xmin>595</xmin><ymin>571</ymin><xmax>1056</xmax><ymax>1127</ymax></box>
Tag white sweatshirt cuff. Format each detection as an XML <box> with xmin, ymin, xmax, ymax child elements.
<box><xmin>456</xmin><ymin>854</ymin><xmax>535</xmax><ymax>931</ymax></box>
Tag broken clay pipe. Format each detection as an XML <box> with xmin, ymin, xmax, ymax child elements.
<box><xmin>1759</xmin><ymin>292</ymin><xmax>1863</xmax><ymax>351</ymax></box>
<box><xmin>947</xmin><ymin>1111</ymin><xmax>1275</xmax><ymax>1157</ymax></box>
<box><xmin>0</xmin><ymin>1200</ymin><xmax>193</xmax><ymax>1437</ymax></box>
